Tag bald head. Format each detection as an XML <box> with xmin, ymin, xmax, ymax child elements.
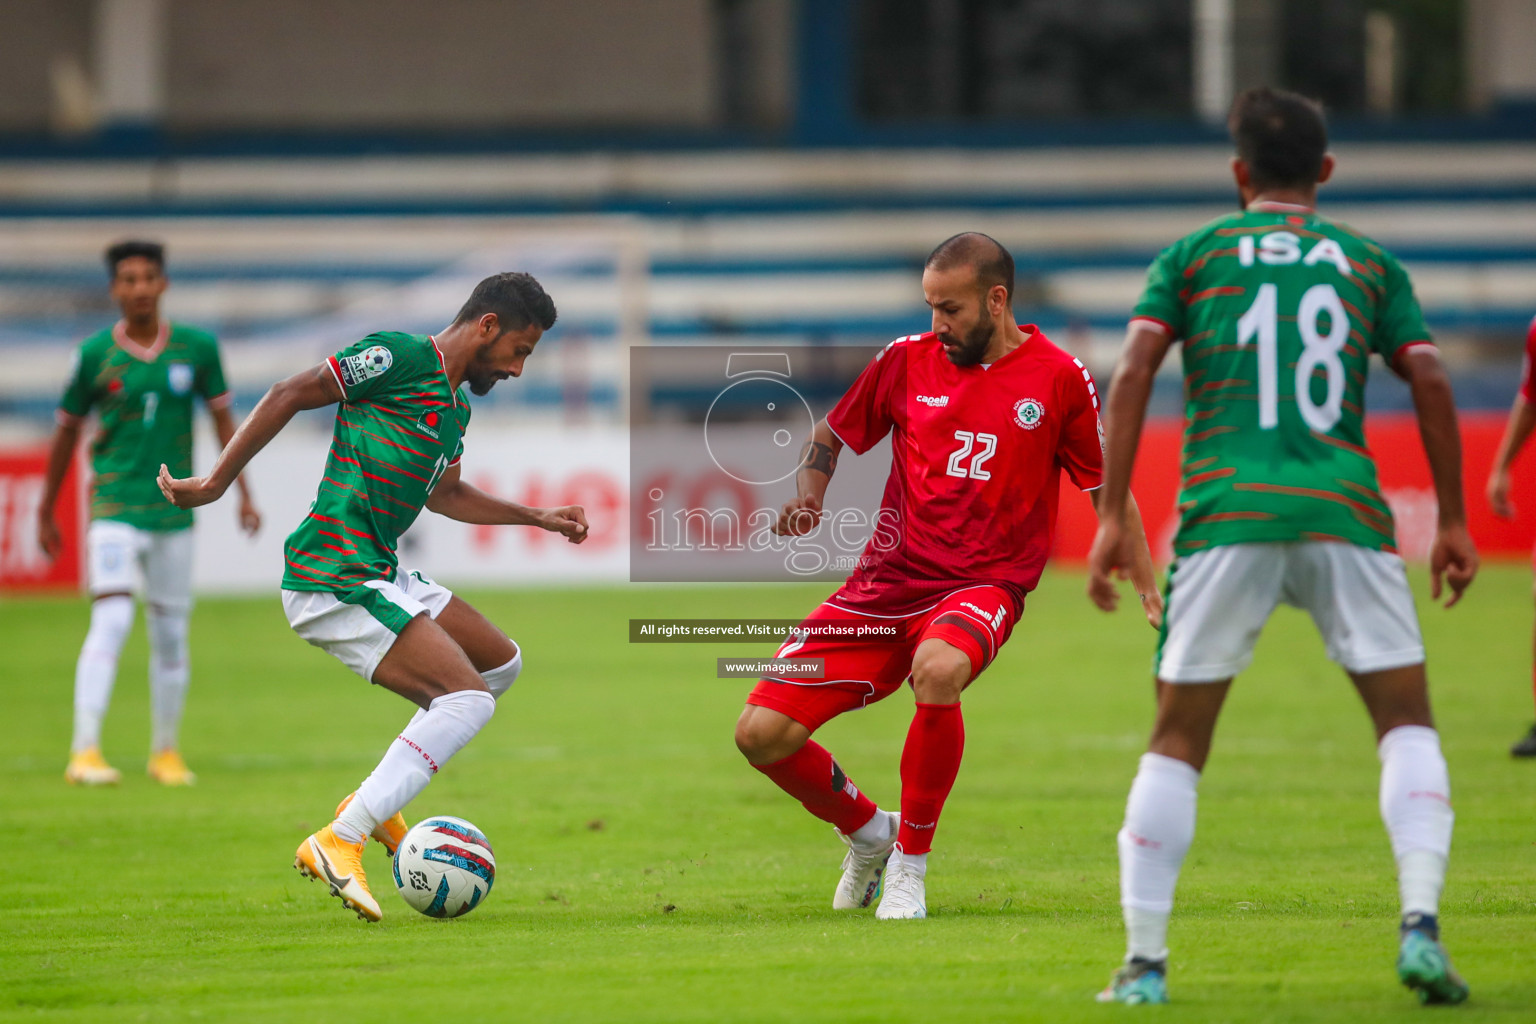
<box><xmin>924</xmin><ymin>232</ymin><xmax>1014</xmax><ymax>305</ymax></box>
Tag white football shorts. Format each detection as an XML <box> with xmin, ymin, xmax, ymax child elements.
<box><xmin>87</xmin><ymin>519</ymin><xmax>194</xmax><ymax>611</ymax></box>
<box><xmin>281</xmin><ymin>567</ymin><xmax>454</xmax><ymax>683</ymax></box>
<box><xmin>1156</xmin><ymin>541</ymin><xmax>1425</xmax><ymax>683</ymax></box>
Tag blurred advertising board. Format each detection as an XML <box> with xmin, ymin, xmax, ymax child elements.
<box><xmin>7</xmin><ymin>412</ymin><xmax>1531</xmax><ymax>597</ymax></box>
<box><xmin>189</xmin><ymin>425</ymin><xmax>628</xmax><ymax>594</ymax></box>
<box><xmin>1055</xmin><ymin>412</ymin><xmax>1536</xmax><ymax>564</ymax></box>
<box><xmin>0</xmin><ymin>448</ymin><xmax>83</xmax><ymax>592</ymax></box>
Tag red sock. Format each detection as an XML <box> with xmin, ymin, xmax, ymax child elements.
<box><xmin>755</xmin><ymin>741</ymin><xmax>877</xmax><ymax>834</ymax></box>
<box><xmin>897</xmin><ymin>702</ymin><xmax>965</xmax><ymax>855</ymax></box>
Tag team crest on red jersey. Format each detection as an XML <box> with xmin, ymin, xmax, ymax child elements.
<box><xmin>417</xmin><ymin>409</ymin><xmax>442</xmax><ymax>439</ymax></box>
<box><xmin>1012</xmin><ymin>397</ymin><xmax>1045</xmax><ymax>430</ymax></box>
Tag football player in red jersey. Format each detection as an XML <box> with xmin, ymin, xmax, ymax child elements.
<box><xmin>1486</xmin><ymin>313</ymin><xmax>1536</xmax><ymax>757</ymax></box>
<box><xmin>733</xmin><ymin>233</ymin><xmax>1161</xmax><ymax>919</ymax></box>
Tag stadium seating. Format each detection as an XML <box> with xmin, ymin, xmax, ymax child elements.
<box><xmin>2</xmin><ymin>142</ymin><xmax>1532</xmax><ymax>420</ymax></box>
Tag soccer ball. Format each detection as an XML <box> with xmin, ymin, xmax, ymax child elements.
<box><xmin>392</xmin><ymin>816</ymin><xmax>496</xmax><ymax>918</ymax></box>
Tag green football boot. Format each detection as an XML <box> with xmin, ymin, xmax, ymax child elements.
<box><xmin>1096</xmin><ymin>957</ymin><xmax>1169</xmax><ymax>1005</ymax></box>
<box><xmin>1397</xmin><ymin>914</ymin><xmax>1469</xmax><ymax>1006</ymax></box>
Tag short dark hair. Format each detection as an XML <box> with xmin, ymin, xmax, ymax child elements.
<box><xmin>1228</xmin><ymin>87</ymin><xmax>1328</xmax><ymax>192</ymax></box>
<box><xmin>924</xmin><ymin>232</ymin><xmax>1014</xmax><ymax>303</ymax></box>
<box><xmin>453</xmin><ymin>272</ymin><xmax>558</xmax><ymax>333</ymax></box>
<box><xmin>105</xmin><ymin>239</ymin><xmax>165</xmax><ymax>277</ymax></box>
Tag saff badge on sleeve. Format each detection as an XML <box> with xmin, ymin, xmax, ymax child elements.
<box><xmin>338</xmin><ymin>345</ymin><xmax>394</xmax><ymax>389</ymax></box>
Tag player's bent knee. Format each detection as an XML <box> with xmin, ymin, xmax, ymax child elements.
<box><xmin>734</xmin><ymin>707</ymin><xmax>807</xmax><ymax>764</ymax></box>
<box><xmin>482</xmin><ymin>646</ymin><xmax>522</xmax><ymax>699</ymax></box>
<box><xmin>910</xmin><ymin>641</ymin><xmax>971</xmax><ymax>704</ymax></box>
<box><xmin>733</xmin><ymin>715</ymin><xmax>770</xmax><ymax>760</ymax></box>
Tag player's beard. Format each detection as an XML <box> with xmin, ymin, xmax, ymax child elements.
<box><xmin>943</xmin><ymin>317</ymin><xmax>994</xmax><ymax>367</ymax></box>
<box><xmin>466</xmin><ymin>370</ymin><xmax>498</xmax><ymax>396</ymax></box>
<box><xmin>465</xmin><ymin>343</ymin><xmax>503</xmax><ymax>396</ymax></box>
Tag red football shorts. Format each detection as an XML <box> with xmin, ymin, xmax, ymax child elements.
<box><xmin>746</xmin><ymin>585</ymin><xmax>1021</xmax><ymax>732</ymax></box>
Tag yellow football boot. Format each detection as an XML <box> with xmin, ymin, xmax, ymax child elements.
<box><xmin>147</xmin><ymin>749</ymin><xmax>196</xmax><ymax>786</ymax></box>
<box><xmin>294</xmin><ymin>825</ymin><xmax>382</xmax><ymax>922</ymax></box>
<box><xmin>335</xmin><ymin>791</ymin><xmax>409</xmax><ymax>856</ymax></box>
<box><xmin>65</xmin><ymin>748</ymin><xmax>122</xmax><ymax>786</ymax></box>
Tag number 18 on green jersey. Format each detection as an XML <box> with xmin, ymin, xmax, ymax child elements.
<box><xmin>1133</xmin><ymin>205</ymin><xmax>1435</xmax><ymax>557</ymax></box>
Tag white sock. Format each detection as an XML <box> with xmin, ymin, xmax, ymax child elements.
<box><xmin>850</xmin><ymin>807</ymin><xmax>892</xmax><ymax>848</ymax></box>
<box><xmin>334</xmin><ymin>689</ymin><xmax>496</xmax><ymax>842</ymax></box>
<box><xmin>482</xmin><ymin>648</ymin><xmax>522</xmax><ymax>699</ymax></box>
<box><xmin>891</xmin><ymin>846</ymin><xmax>928</xmax><ymax>876</ymax></box>
<box><xmin>1378</xmin><ymin>725</ymin><xmax>1453</xmax><ymax>917</ymax></box>
<box><xmin>146</xmin><ymin>606</ymin><xmax>190</xmax><ymax>753</ymax></box>
<box><xmin>398</xmin><ymin>649</ymin><xmax>522</xmax><ymax>732</ymax></box>
<box><xmin>1118</xmin><ymin>752</ymin><xmax>1200</xmax><ymax>962</ymax></box>
<box><xmin>71</xmin><ymin>595</ymin><xmax>134</xmax><ymax>753</ymax></box>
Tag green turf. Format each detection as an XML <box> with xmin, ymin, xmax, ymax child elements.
<box><xmin>3</xmin><ymin>566</ymin><xmax>1533</xmax><ymax>1022</ymax></box>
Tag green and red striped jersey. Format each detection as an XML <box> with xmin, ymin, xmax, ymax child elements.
<box><xmin>281</xmin><ymin>332</ymin><xmax>469</xmax><ymax>593</ymax></box>
<box><xmin>59</xmin><ymin>321</ymin><xmax>230</xmax><ymax>531</ymax></box>
<box><xmin>1133</xmin><ymin>203</ymin><xmax>1434</xmax><ymax>556</ymax></box>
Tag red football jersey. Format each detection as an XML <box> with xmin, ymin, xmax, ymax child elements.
<box><xmin>1521</xmin><ymin>315</ymin><xmax>1536</xmax><ymax>403</ymax></box>
<box><xmin>824</xmin><ymin>326</ymin><xmax>1104</xmax><ymax>617</ymax></box>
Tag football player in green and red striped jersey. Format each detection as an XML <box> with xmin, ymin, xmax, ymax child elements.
<box><xmin>1087</xmin><ymin>89</ymin><xmax>1477</xmax><ymax>1006</ymax></box>
<box><xmin>38</xmin><ymin>239</ymin><xmax>262</xmax><ymax>789</ymax></box>
<box><xmin>159</xmin><ymin>272</ymin><xmax>586</xmax><ymax>922</ymax></box>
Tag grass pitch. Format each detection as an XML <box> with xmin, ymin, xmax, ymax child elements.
<box><xmin>3</xmin><ymin>567</ymin><xmax>1533</xmax><ymax>1023</ymax></box>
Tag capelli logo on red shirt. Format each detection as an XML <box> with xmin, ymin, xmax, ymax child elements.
<box><xmin>916</xmin><ymin>394</ymin><xmax>950</xmax><ymax>407</ymax></box>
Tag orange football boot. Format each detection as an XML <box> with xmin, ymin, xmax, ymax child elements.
<box><xmin>147</xmin><ymin>749</ymin><xmax>196</xmax><ymax>786</ymax></box>
<box><xmin>65</xmin><ymin>747</ymin><xmax>121</xmax><ymax>786</ymax></box>
<box><xmin>294</xmin><ymin>825</ymin><xmax>382</xmax><ymax>922</ymax></box>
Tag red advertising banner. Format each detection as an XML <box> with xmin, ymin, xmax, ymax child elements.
<box><xmin>0</xmin><ymin>448</ymin><xmax>83</xmax><ymax>592</ymax></box>
<box><xmin>1055</xmin><ymin>411</ymin><xmax>1536</xmax><ymax>564</ymax></box>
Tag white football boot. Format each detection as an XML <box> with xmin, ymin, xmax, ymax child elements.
<box><xmin>832</xmin><ymin>810</ymin><xmax>900</xmax><ymax>909</ymax></box>
<box><xmin>875</xmin><ymin>847</ymin><xmax>927</xmax><ymax>920</ymax></box>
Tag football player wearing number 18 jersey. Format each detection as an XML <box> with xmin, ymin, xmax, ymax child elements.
<box><xmin>1088</xmin><ymin>88</ymin><xmax>1478</xmax><ymax>1006</ymax></box>
<box><xmin>735</xmin><ymin>233</ymin><xmax>1161</xmax><ymax>921</ymax></box>
<box><xmin>159</xmin><ymin>273</ymin><xmax>588</xmax><ymax>922</ymax></box>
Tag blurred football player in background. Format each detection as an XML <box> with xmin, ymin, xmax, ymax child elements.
<box><xmin>39</xmin><ymin>240</ymin><xmax>261</xmax><ymax>788</ymax></box>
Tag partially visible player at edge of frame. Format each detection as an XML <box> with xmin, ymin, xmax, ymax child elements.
<box><xmin>736</xmin><ymin>233</ymin><xmax>1162</xmax><ymax>921</ymax></box>
<box><xmin>158</xmin><ymin>272</ymin><xmax>587</xmax><ymax>922</ymax></box>
<box><xmin>38</xmin><ymin>239</ymin><xmax>262</xmax><ymax>789</ymax></box>
<box><xmin>1484</xmin><ymin>313</ymin><xmax>1536</xmax><ymax>757</ymax></box>
<box><xmin>1088</xmin><ymin>88</ymin><xmax>1478</xmax><ymax>1006</ymax></box>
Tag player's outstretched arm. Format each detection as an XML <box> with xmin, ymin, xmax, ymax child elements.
<box><xmin>209</xmin><ymin>404</ymin><xmax>262</xmax><ymax>536</ymax></box>
<box><xmin>35</xmin><ymin>418</ymin><xmax>81</xmax><ymax>560</ymax></box>
<box><xmin>773</xmin><ymin>418</ymin><xmax>844</xmax><ymax>537</ymax></box>
<box><xmin>158</xmin><ymin>363</ymin><xmax>341</xmax><ymax>510</ymax></box>
<box><xmin>425</xmin><ymin>462</ymin><xmax>588</xmax><ymax>544</ymax></box>
<box><xmin>1088</xmin><ymin>323</ymin><xmax>1173</xmax><ymax>614</ymax></box>
<box><xmin>1487</xmin><ymin>393</ymin><xmax>1536</xmax><ymax>521</ymax></box>
<box><xmin>1398</xmin><ymin>346</ymin><xmax>1478</xmax><ymax>607</ymax></box>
